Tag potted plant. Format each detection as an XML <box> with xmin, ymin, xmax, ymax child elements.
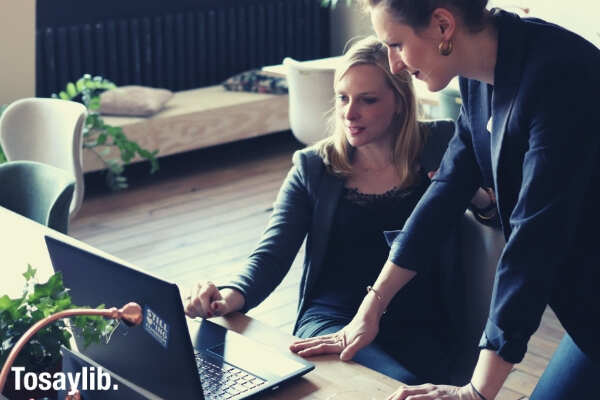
<box><xmin>54</xmin><ymin>75</ymin><xmax>160</xmax><ymax>191</ymax></box>
<box><xmin>0</xmin><ymin>265</ymin><xmax>116</xmax><ymax>400</ymax></box>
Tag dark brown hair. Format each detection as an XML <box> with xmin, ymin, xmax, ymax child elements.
<box><xmin>361</xmin><ymin>0</ymin><xmax>489</xmax><ymax>32</ymax></box>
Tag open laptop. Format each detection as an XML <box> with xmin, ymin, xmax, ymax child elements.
<box><xmin>45</xmin><ymin>235</ymin><xmax>314</xmax><ymax>399</ymax></box>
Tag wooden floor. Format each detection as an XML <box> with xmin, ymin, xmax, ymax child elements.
<box><xmin>70</xmin><ymin>132</ymin><xmax>564</xmax><ymax>400</ymax></box>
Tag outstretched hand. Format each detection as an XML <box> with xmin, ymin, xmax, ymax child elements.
<box><xmin>385</xmin><ymin>383</ymin><xmax>481</xmax><ymax>400</ymax></box>
<box><xmin>289</xmin><ymin>316</ymin><xmax>379</xmax><ymax>361</ymax></box>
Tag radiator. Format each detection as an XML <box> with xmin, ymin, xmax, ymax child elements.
<box><xmin>36</xmin><ymin>0</ymin><xmax>330</xmax><ymax>97</ymax></box>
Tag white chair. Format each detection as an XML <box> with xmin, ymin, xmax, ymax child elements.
<box><xmin>0</xmin><ymin>98</ymin><xmax>87</xmax><ymax>219</ymax></box>
<box><xmin>283</xmin><ymin>57</ymin><xmax>335</xmax><ymax>145</ymax></box>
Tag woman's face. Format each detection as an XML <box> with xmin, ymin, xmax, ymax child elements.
<box><xmin>335</xmin><ymin>64</ymin><xmax>398</xmax><ymax>148</ymax></box>
<box><xmin>370</xmin><ymin>5</ymin><xmax>454</xmax><ymax>92</ymax></box>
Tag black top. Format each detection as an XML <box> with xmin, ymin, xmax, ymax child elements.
<box><xmin>307</xmin><ymin>173</ymin><xmax>444</xmax><ymax>328</ymax></box>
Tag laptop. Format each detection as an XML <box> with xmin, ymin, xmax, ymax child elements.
<box><xmin>45</xmin><ymin>235</ymin><xmax>314</xmax><ymax>399</ymax></box>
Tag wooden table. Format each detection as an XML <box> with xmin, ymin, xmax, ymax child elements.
<box><xmin>0</xmin><ymin>207</ymin><xmax>402</xmax><ymax>399</ymax></box>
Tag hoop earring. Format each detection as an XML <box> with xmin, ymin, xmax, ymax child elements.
<box><xmin>438</xmin><ymin>40</ymin><xmax>453</xmax><ymax>56</ymax></box>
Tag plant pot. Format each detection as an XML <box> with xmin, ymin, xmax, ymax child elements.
<box><xmin>3</xmin><ymin>361</ymin><xmax>61</xmax><ymax>400</ymax></box>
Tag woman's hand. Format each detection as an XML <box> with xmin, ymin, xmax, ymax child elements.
<box><xmin>289</xmin><ymin>312</ymin><xmax>380</xmax><ymax>361</ymax></box>
<box><xmin>385</xmin><ymin>383</ymin><xmax>481</xmax><ymax>400</ymax></box>
<box><xmin>184</xmin><ymin>282</ymin><xmax>245</xmax><ymax>318</ymax></box>
<box><xmin>470</xmin><ymin>187</ymin><xmax>495</xmax><ymax>210</ymax></box>
<box><xmin>428</xmin><ymin>170</ymin><xmax>495</xmax><ymax>210</ymax></box>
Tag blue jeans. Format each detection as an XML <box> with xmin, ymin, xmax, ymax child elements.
<box><xmin>295</xmin><ymin>321</ymin><xmax>442</xmax><ymax>385</ymax></box>
<box><xmin>530</xmin><ymin>333</ymin><xmax>599</xmax><ymax>399</ymax></box>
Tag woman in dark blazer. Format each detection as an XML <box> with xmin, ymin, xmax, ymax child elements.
<box><xmin>292</xmin><ymin>1</ymin><xmax>600</xmax><ymax>399</ymax></box>
<box><xmin>185</xmin><ymin>36</ymin><xmax>475</xmax><ymax>383</ymax></box>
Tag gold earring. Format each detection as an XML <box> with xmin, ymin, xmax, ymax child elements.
<box><xmin>438</xmin><ymin>40</ymin><xmax>453</xmax><ymax>56</ymax></box>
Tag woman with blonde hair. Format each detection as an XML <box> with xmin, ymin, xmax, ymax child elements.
<box><xmin>187</xmin><ymin>35</ymin><xmax>460</xmax><ymax>383</ymax></box>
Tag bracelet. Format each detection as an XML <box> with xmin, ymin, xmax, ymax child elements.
<box><xmin>475</xmin><ymin>202</ymin><xmax>497</xmax><ymax>220</ymax></box>
<box><xmin>366</xmin><ymin>286</ymin><xmax>387</xmax><ymax>314</ymax></box>
<box><xmin>470</xmin><ymin>382</ymin><xmax>488</xmax><ymax>400</ymax></box>
<box><xmin>366</xmin><ymin>285</ymin><xmax>383</xmax><ymax>301</ymax></box>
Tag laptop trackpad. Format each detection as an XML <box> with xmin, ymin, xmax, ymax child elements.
<box><xmin>206</xmin><ymin>333</ymin><xmax>307</xmax><ymax>379</ymax></box>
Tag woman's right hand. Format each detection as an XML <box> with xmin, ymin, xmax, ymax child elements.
<box><xmin>184</xmin><ymin>282</ymin><xmax>245</xmax><ymax>319</ymax></box>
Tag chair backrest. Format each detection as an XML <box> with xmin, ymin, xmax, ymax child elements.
<box><xmin>441</xmin><ymin>211</ymin><xmax>505</xmax><ymax>385</ymax></box>
<box><xmin>437</xmin><ymin>87</ymin><xmax>462</xmax><ymax>121</ymax></box>
<box><xmin>0</xmin><ymin>98</ymin><xmax>86</xmax><ymax>218</ymax></box>
<box><xmin>283</xmin><ymin>57</ymin><xmax>335</xmax><ymax>145</ymax></box>
<box><xmin>0</xmin><ymin>161</ymin><xmax>75</xmax><ymax>234</ymax></box>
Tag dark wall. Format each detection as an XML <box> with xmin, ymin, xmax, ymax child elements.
<box><xmin>36</xmin><ymin>0</ymin><xmax>331</xmax><ymax>96</ymax></box>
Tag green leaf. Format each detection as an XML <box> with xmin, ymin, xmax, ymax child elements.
<box><xmin>138</xmin><ymin>149</ymin><xmax>151</xmax><ymax>158</ymax></box>
<box><xmin>150</xmin><ymin>160</ymin><xmax>159</xmax><ymax>174</ymax></box>
<box><xmin>58</xmin><ymin>91</ymin><xmax>70</xmax><ymax>100</ymax></box>
<box><xmin>66</xmin><ymin>82</ymin><xmax>78</xmax><ymax>97</ymax></box>
<box><xmin>0</xmin><ymin>295</ymin><xmax>19</xmax><ymax>314</ymax></box>
<box><xmin>96</xmin><ymin>132</ymin><xmax>107</xmax><ymax>145</ymax></box>
<box><xmin>76</xmin><ymin>78</ymin><xmax>86</xmax><ymax>92</ymax></box>
<box><xmin>23</xmin><ymin>264</ymin><xmax>37</xmax><ymax>281</ymax></box>
<box><xmin>88</xmin><ymin>97</ymin><xmax>101</xmax><ymax>111</ymax></box>
<box><xmin>28</xmin><ymin>272</ymin><xmax>64</xmax><ymax>302</ymax></box>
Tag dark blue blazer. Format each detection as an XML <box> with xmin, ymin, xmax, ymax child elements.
<box><xmin>388</xmin><ymin>10</ymin><xmax>600</xmax><ymax>363</ymax></box>
<box><xmin>223</xmin><ymin>120</ymin><xmax>455</xmax><ymax>333</ymax></box>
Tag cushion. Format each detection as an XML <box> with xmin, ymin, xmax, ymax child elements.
<box><xmin>100</xmin><ymin>86</ymin><xmax>174</xmax><ymax>117</ymax></box>
<box><xmin>222</xmin><ymin>69</ymin><xmax>288</xmax><ymax>94</ymax></box>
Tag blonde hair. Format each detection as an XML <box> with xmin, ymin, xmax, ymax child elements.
<box><xmin>314</xmin><ymin>35</ymin><xmax>426</xmax><ymax>187</ymax></box>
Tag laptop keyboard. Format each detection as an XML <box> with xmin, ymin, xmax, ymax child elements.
<box><xmin>195</xmin><ymin>352</ymin><xmax>266</xmax><ymax>399</ymax></box>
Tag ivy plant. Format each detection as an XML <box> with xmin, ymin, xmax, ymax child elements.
<box><xmin>0</xmin><ymin>265</ymin><xmax>117</xmax><ymax>372</ymax></box>
<box><xmin>54</xmin><ymin>74</ymin><xmax>159</xmax><ymax>190</ymax></box>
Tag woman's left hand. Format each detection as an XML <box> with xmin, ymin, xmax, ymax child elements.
<box><xmin>386</xmin><ymin>383</ymin><xmax>479</xmax><ymax>400</ymax></box>
<box><xmin>289</xmin><ymin>315</ymin><xmax>379</xmax><ymax>361</ymax></box>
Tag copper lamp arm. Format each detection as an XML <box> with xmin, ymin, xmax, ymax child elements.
<box><xmin>0</xmin><ymin>302</ymin><xmax>142</xmax><ymax>395</ymax></box>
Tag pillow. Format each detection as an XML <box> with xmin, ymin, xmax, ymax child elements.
<box><xmin>222</xmin><ymin>69</ymin><xmax>288</xmax><ymax>94</ymax></box>
<box><xmin>99</xmin><ymin>86</ymin><xmax>174</xmax><ymax>117</ymax></box>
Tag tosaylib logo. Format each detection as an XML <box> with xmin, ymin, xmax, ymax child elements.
<box><xmin>143</xmin><ymin>306</ymin><xmax>170</xmax><ymax>348</ymax></box>
<box><xmin>11</xmin><ymin>366</ymin><xmax>118</xmax><ymax>391</ymax></box>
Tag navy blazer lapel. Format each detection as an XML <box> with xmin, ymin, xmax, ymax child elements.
<box><xmin>305</xmin><ymin>171</ymin><xmax>343</xmax><ymax>292</ymax></box>
<box><xmin>490</xmin><ymin>11</ymin><xmax>526</xmax><ymax>214</ymax></box>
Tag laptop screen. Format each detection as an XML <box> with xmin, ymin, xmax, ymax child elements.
<box><xmin>45</xmin><ymin>235</ymin><xmax>203</xmax><ymax>398</ymax></box>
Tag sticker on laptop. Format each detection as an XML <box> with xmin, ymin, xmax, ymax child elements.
<box><xmin>143</xmin><ymin>306</ymin><xmax>170</xmax><ymax>348</ymax></box>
